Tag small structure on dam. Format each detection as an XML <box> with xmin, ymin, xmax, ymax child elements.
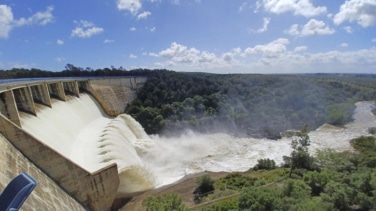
<box><xmin>0</xmin><ymin>77</ymin><xmax>146</xmax><ymax>210</ymax></box>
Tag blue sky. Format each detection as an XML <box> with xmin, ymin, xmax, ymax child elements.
<box><xmin>0</xmin><ymin>0</ymin><xmax>375</xmax><ymax>73</ymax></box>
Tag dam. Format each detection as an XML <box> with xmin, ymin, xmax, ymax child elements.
<box><xmin>0</xmin><ymin>77</ymin><xmax>147</xmax><ymax>210</ymax></box>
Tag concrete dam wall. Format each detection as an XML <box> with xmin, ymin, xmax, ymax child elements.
<box><xmin>0</xmin><ymin>77</ymin><xmax>146</xmax><ymax>210</ymax></box>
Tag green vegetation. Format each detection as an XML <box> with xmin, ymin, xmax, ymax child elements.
<box><xmin>253</xmin><ymin>158</ymin><xmax>276</xmax><ymax>170</ymax></box>
<box><xmin>143</xmin><ymin>136</ymin><xmax>376</xmax><ymax>211</ymax></box>
<box><xmin>142</xmin><ymin>193</ymin><xmax>190</xmax><ymax>211</ymax></box>
<box><xmin>194</xmin><ymin>175</ymin><xmax>215</xmax><ymax>203</ymax></box>
<box><xmin>126</xmin><ymin>70</ymin><xmax>376</xmax><ymax>138</ymax></box>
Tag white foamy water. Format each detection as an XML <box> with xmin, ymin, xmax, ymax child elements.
<box><xmin>19</xmin><ymin>95</ymin><xmax>376</xmax><ymax>195</ymax></box>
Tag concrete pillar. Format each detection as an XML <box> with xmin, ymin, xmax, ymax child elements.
<box><xmin>0</xmin><ymin>91</ymin><xmax>21</xmax><ymax>127</ymax></box>
<box><xmin>78</xmin><ymin>81</ymin><xmax>90</xmax><ymax>92</ymax></box>
<box><xmin>13</xmin><ymin>87</ymin><xmax>37</xmax><ymax>116</ymax></box>
<box><xmin>63</xmin><ymin>82</ymin><xmax>80</xmax><ymax>97</ymax></box>
<box><xmin>48</xmin><ymin>82</ymin><xmax>66</xmax><ymax>101</ymax></box>
<box><xmin>30</xmin><ymin>83</ymin><xmax>52</xmax><ymax>107</ymax></box>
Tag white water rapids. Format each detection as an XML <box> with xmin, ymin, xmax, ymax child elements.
<box><xmin>19</xmin><ymin>94</ymin><xmax>376</xmax><ymax>196</ymax></box>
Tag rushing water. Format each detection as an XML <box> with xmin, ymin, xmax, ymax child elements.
<box><xmin>19</xmin><ymin>94</ymin><xmax>376</xmax><ymax>196</ymax></box>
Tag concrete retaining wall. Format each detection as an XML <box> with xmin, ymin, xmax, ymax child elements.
<box><xmin>88</xmin><ymin>77</ymin><xmax>146</xmax><ymax>117</ymax></box>
<box><xmin>0</xmin><ymin>134</ymin><xmax>87</xmax><ymax>210</ymax></box>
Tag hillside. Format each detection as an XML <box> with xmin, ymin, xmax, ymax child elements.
<box><xmin>126</xmin><ymin>71</ymin><xmax>376</xmax><ymax>138</ymax></box>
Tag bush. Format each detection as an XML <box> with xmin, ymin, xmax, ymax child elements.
<box><xmin>194</xmin><ymin>174</ymin><xmax>215</xmax><ymax>203</ymax></box>
<box><xmin>218</xmin><ymin>173</ymin><xmax>255</xmax><ymax>190</ymax></box>
<box><xmin>143</xmin><ymin>193</ymin><xmax>189</xmax><ymax>211</ymax></box>
<box><xmin>254</xmin><ymin>158</ymin><xmax>276</xmax><ymax>170</ymax></box>
<box><xmin>239</xmin><ymin>187</ymin><xmax>282</xmax><ymax>211</ymax></box>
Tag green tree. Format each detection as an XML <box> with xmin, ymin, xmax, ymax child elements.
<box><xmin>321</xmin><ymin>181</ymin><xmax>353</xmax><ymax>211</ymax></box>
<box><xmin>303</xmin><ymin>171</ymin><xmax>330</xmax><ymax>196</ymax></box>
<box><xmin>238</xmin><ymin>187</ymin><xmax>282</xmax><ymax>211</ymax></box>
<box><xmin>284</xmin><ymin>126</ymin><xmax>317</xmax><ymax>177</ymax></box>
<box><xmin>254</xmin><ymin>158</ymin><xmax>276</xmax><ymax>170</ymax></box>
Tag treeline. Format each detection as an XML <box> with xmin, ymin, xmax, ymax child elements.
<box><xmin>126</xmin><ymin>70</ymin><xmax>376</xmax><ymax>138</ymax></box>
<box><xmin>143</xmin><ymin>135</ymin><xmax>376</xmax><ymax>210</ymax></box>
<box><xmin>0</xmin><ymin>64</ymin><xmax>156</xmax><ymax>79</ymax></box>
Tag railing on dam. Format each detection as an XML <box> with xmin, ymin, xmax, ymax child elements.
<box><xmin>0</xmin><ymin>77</ymin><xmax>146</xmax><ymax>211</ymax></box>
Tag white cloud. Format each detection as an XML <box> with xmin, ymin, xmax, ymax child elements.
<box><xmin>129</xmin><ymin>54</ymin><xmax>137</xmax><ymax>59</ymax></box>
<box><xmin>252</xmin><ymin>17</ymin><xmax>271</xmax><ymax>33</ymax></box>
<box><xmin>334</xmin><ymin>0</ymin><xmax>376</xmax><ymax>27</ymax></box>
<box><xmin>57</xmin><ymin>39</ymin><xmax>64</xmax><ymax>45</ymax></box>
<box><xmin>294</xmin><ymin>46</ymin><xmax>308</xmax><ymax>52</ymax></box>
<box><xmin>54</xmin><ymin>57</ymin><xmax>65</xmax><ymax>63</ymax></box>
<box><xmin>71</xmin><ymin>20</ymin><xmax>104</xmax><ymax>38</ymax></box>
<box><xmin>243</xmin><ymin>38</ymin><xmax>289</xmax><ymax>58</ymax></box>
<box><xmin>256</xmin><ymin>0</ymin><xmax>327</xmax><ymax>17</ymax></box>
<box><xmin>340</xmin><ymin>43</ymin><xmax>348</xmax><ymax>48</ymax></box>
<box><xmin>152</xmin><ymin>42</ymin><xmax>200</xmax><ymax>63</ymax></box>
<box><xmin>0</xmin><ymin>5</ymin><xmax>13</xmax><ymax>38</ymax></box>
<box><xmin>15</xmin><ymin>6</ymin><xmax>54</xmax><ymax>26</ymax></box>
<box><xmin>137</xmin><ymin>11</ymin><xmax>151</xmax><ymax>20</ymax></box>
<box><xmin>238</xmin><ymin>2</ymin><xmax>249</xmax><ymax>13</ymax></box>
<box><xmin>286</xmin><ymin>19</ymin><xmax>335</xmax><ymax>37</ymax></box>
<box><xmin>117</xmin><ymin>0</ymin><xmax>142</xmax><ymax>15</ymax></box>
<box><xmin>130</xmin><ymin>27</ymin><xmax>136</xmax><ymax>31</ymax></box>
<box><xmin>343</xmin><ymin>26</ymin><xmax>353</xmax><ymax>33</ymax></box>
<box><xmin>150</xmin><ymin>40</ymin><xmax>376</xmax><ymax>73</ymax></box>
<box><xmin>372</xmin><ymin>38</ymin><xmax>376</xmax><ymax>42</ymax></box>
<box><xmin>150</xmin><ymin>27</ymin><xmax>156</xmax><ymax>32</ymax></box>
<box><xmin>104</xmin><ymin>39</ymin><xmax>114</xmax><ymax>43</ymax></box>
<box><xmin>0</xmin><ymin>5</ymin><xmax>54</xmax><ymax>39</ymax></box>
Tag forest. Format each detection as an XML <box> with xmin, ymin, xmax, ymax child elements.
<box><xmin>126</xmin><ymin>70</ymin><xmax>376</xmax><ymax>138</ymax></box>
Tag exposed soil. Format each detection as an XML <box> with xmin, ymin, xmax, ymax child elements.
<box><xmin>119</xmin><ymin>171</ymin><xmax>230</xmax><ymax>211</ymax></box>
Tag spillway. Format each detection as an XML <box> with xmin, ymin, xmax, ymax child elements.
<box><xmin>19</xmin><ymin>93</ymin><xmax>376</xmax><ymax>197</ymax></box>
<box><xmin>20</xmin><ymin>94</ymin><xmax>156</xmax><ymax>196</ymax></box>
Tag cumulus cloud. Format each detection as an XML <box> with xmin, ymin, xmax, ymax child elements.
<box><xmin>343</xmin><ymin>26</ymin><xmax>353</xmax><ymax>33</ymax></box>
<box><xmin>252</xmin><ymin>17</ymin><xmax>271</xmax><ymax>33</ymax></box>
<box><xmin>15</xmin><ymin>6</ymin><xmax>54</xmax><ymax>26</ymax></box>
<box><xmin>244</xmin><ymin>38</ymin><xmax>289</xmax><ymax>58</ymax></box>
<box><xmin>150</xmin><ymin>40</ymin><xmax>376</xmax><ymax>73</ymax></box>
<box><xmin>286</xmin><ymin>19</ymin><xmax>335</xmax><ymax>37</ymax></box>
<box><xmin>294</xmin><ymin>46</ymin><xmax>308</xmax><ymax>52</ymax></box>
<box><xmin>150</xmin><ymin>42</ymin><xmax>234</xmax><ymax>69</ymax></box>
<box><xmin>57</xmin><ymin>39</ymin><xmax>64</xmax><ymax>45</ymax></box>
<box><xmin>137</xmin><ymin>11</ymin><xmax>151</xmax><ymax>20</ymax></box>
<box><xmin>130</xmin><ymin>27</ymin><xmax>136</xmax><ymax>31</ymax></box>
<box><xmin>0</xmin><ymin>5</ymin><xmax>13</xmax><ymax>38</ymax></box>
<box><xmin>256</xmin><ymin>0</ymin><xmax>327</xmax><ymax>17</ymax></box>
<box><xmin>117</xmin><ymin>0</ymin><xmax>142</xmax><ymax>15</ymax></box>
<box><xmin>334</xmin><ymin>0</ymin><xmax>376</xmax><ymax>27</ymax></box>
<box><xmin>129</xmin><ymin>54</ymin><xmax>137</xmax><ymax>59</ymax></box>
<box><xmin>104</xmin><ymin>39</ymin><xmax>114</xmax><ymax>43</ymax></box>
<box><xmin>152</xmin><ymin>42</ymin><xmax>201</xmax><ymax>63</ymax></box>
<box><xmin>0</xmin><ymin>5</ymin><xmax>54</xmax><ymax>39</ymax></box>
<box><xmin>341</xmin><ymin>43</ymin><xmax>348</xmax><ymax>47</ymax></box>
<box><xmin>71</xmin><ymin>20</ymin><xmax>104</xmax><ymax>38</ymax></box>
